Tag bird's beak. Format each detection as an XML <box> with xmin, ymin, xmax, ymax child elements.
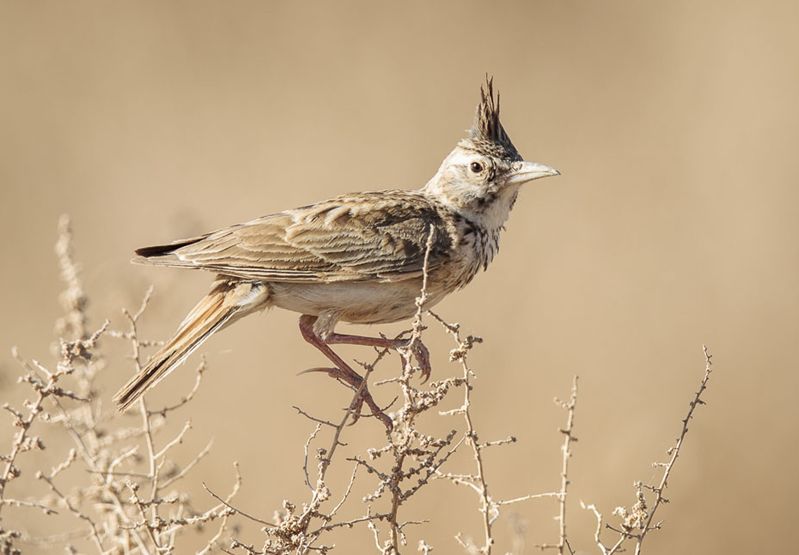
<box><xmin>506</xmin><ymin>160</ymin><xmax>560</xmax><ymax>186</ymax></box>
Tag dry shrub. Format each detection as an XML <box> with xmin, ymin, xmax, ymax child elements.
<box><xmin>0</xmin><ymin>218</ymin><xmax>716</xmax><ymax>554</ymax></box>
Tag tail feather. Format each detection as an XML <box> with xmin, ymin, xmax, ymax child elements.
<box><xmin>113</xmin><ymin>280</ymin><xmax>269</xmax><ymax>411</ymax></box>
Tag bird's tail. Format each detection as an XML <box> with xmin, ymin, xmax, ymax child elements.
<box><xmin>113</xmin><ymin>280</ymin><xmax>269</xmax><ymax>411</ymax></box>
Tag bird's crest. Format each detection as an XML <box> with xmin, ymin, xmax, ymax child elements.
<box><xmin>461</xmin><ymin>76</ymin><xmax>522</xmax><ymax>162</ymax></box>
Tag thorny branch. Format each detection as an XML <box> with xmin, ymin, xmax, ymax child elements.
<box><xmin>0</xmin><ymin>216</ymin><xmax>238</xmax><ymax>554</ymax></box>
<box><xmin>430</xmin><ymin>311</ymin><xmax>566</xmax><ymax>555</ymax></box>
<box><xmin>536</xmin><ymin>377</ymin><xmax>578</xmax><ymax>555</ymax></box>
<box><xmin>580</xmin><ymin>346</ymin><xmax>716</xmax><ymax>555</ymax></box>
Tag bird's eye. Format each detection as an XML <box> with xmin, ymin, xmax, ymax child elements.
<box><xmin>470</xmin><ymin>161</ymin><xmax>484</xmax><ymax>173</ymax></box>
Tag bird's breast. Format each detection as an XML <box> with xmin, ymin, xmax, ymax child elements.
<box><xmin>267</xmin><ymin>278</ymin><xmax>451</xmax><ymax>325</ymax></box>
<box><xmin>446</xmin><ymin>217</ymin><xmax>501</xmax><ymax>288</ymax></box>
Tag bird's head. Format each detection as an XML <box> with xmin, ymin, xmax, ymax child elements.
<box><xmin>424</xmin><ymin>77</ymin><xmax>559</xmax><ymax>228</ymax></box>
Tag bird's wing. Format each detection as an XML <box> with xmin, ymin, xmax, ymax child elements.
<box><xmin>134</xmin><ymin>192</ymin><xmax>452</xmax><ymax>283</ymax></box>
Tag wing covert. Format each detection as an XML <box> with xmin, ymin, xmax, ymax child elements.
<box><xmin>136</xmin><ymin>192</ymin><xmax>452</xmax><ymax>283</ymax></box>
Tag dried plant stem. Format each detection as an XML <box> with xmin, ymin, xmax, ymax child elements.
<box><xmin>633</xmin><ymin>346</ymin><xmax>714</xmax><ymax>554</ymax></box>
<box><xmin>556</xmin><ymin>377</ymin><xmax>578</xmax><ymax>555</ymax></box>
<box><xmin>582</xmin><ymin>346</ymin><xmax>716</xmax><ymax>555</ymax></box>
<box><xmin>462</xmin><ymin>355</ymin><xmax>493</xmax><ymax>554</ymax></box>
<box><xmin>1</xmin><ymin>218</ymin><xmax>238</xmax><ymax>554</ymax></box>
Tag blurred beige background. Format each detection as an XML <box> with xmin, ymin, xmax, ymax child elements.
<box><xmin>2</xmin><ymin>1</ymin><xmax>798</xmax><ymax>553</ymax></box>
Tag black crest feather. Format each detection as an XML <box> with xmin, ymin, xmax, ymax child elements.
<box><xmin>461</xmin><ymin>76</ymin><xmax>522</xmax><ymax>161</ymax></box>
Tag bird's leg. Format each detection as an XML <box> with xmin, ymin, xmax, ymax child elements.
<box><xmin>298</xmin><ymin>315</ymin><xmax>392</xmax><ymax>430</ymax></box>
<box><xmin>324</xmin><ymin>332</ymin><xmax>432</xmax><ymax>382</ymax></box>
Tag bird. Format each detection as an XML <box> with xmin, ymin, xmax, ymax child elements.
<box><xmin>113</xmin><ymin>77</ymin><xmax>559</xmax><ymax>427</ymax></box>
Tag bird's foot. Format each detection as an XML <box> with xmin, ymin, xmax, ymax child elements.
<box><xmin>301</xmin><ymin>366</ymin><xmax>393</xmax><ymax>430</ymax></box>
<box><xmin>323</xmin><ymin>331</ymin><xmax>433</xmax><ymax>383</ymax></box>
<box><xmin>405</xmin><ymin>338</ymin><xmax>432</xmax><ymax>383</ymax></box>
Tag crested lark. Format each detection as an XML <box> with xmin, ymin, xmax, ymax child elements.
<box><xmin>114</xmin><ymin>78</ymin><xmax>559</xmax><ymax>428</ymax></box>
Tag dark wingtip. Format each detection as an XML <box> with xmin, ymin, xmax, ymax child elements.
<box><xmin>134</xmin><ymin>237</ymin><xmax>203</xmax><ymax>258</ymax></box>
<box><xmin>136</xmin><ymin>244</ymin><xmax>176</xmax><ymax>258</ymax></box>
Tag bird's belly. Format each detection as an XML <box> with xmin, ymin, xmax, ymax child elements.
<box><xmin>268</xmin><ymin>279</ymin><xmax>447</xmax><ymax>325</ymax></box>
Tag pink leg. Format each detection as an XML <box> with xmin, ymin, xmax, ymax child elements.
<box><xmin>298</xmin><ymin>315</ymin><xmax>392</xmax><ymax>430</ymax></box>
<box><xmin>324</xmin><ymin>332</ymin><xmax>432</xmax><ymax>382</ymax></box>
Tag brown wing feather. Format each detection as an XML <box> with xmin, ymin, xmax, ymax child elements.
<box><xmin>135</xmin><ymin>191</ymin><xmax>453</xmax><ymax>282</ymax></box>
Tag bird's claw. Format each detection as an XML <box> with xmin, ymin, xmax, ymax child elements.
<box><xmin>347</xmin><ymin>394</ymin><xmax>366</xmax><ymax>426</ymax></box>
<box><xmin>407</xmin><ymin>339</ymin><xmax>432</xmax><ymax>383</ymax></box>
<box><xmin>297</xmin><ymin>367</ymin><xmax>337</xmax><ymax>376</ymax></box>
<box><xmin>303</xmin><ymin>366</ymin><xmax>393</xmax><ymax>430</ymax></box>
